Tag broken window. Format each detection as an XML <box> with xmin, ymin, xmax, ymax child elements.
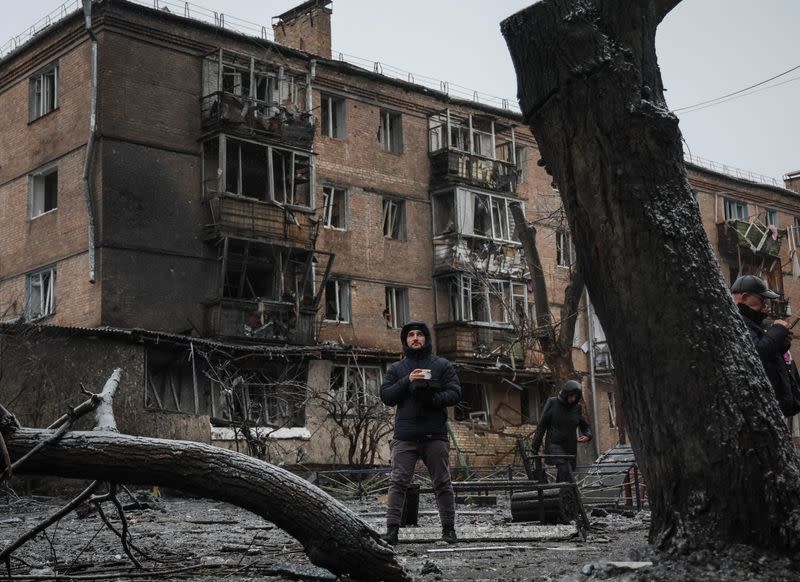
<box><xmin>325</xmin><ymin>279</ymin><xmax>351</xmax><ymax>323</ymax></box>
<box><xmin>723</xmin><ymin>198</ymin><xmax>748</xmax><ymax>221</ymax></box>
<box><xmin>145</xmin><ymin>348</ymin><xmax>209</xmax><ymax>415</ymax></box>
<box><xmin>472</xmin><ymin>127</ymin><xmax>493</xmax><ymax>158</ymax></box>
<box><xmin>382</xmin><ymin>198</ymin><xmax>406</xmax><ymax>239</ymax></box>
<box><xmin>379</xmin><ymin>110</ymin><xmax>403</xmax><ymax>153</ymax></box>
<box><xmin>764</xmin><ymin>208</ymin><xmax>779</xmax><ymax>228</ymax></box>
<box><xmin>278</xmin><ymin>74</ymin><xmax>307</xmax><ymax>114</ymax></box>
<box><xmin>321</xmin><ymin>94</ymin><xmax>346</xmax><ymax>139</ymax></box>
<box><xmin>511</xmin><ymin>282</ymin><xmax>533</xmax><ymax>322</ymax></box>
<box><xmin>515</xmin><ymin>146</ymin><xmax>527</xmax><ymax>183</ymax></box>
<box><xmin>211</xmin><ymin>376</ymin><xmax>306</xmax><ymax>428</ymax></box>
<box><xmin>436</xmin><ymin>275</ymin><xmax>527</xmax><ymax>326</ymax></box>
<box><xmin>225</xmin><ymin>138</ymin><xmax>269</xmax><ymax>200</ymax></box>
<box><xmin>450</xmin><ymin>124</ymin><xmax>470</xmax><ymax>152</ymax></box>
<box><xmin>473</xmin><ymin>193</ymin><xmax>493</xmax><ymax>238</ymax></box>
<box><xmin>556</xmin><ymin>230</ymin><xmax>576</xmax><ymax>267</ymax></box>
<box><xmin>330</xmin><ymin>364</ymin><xmax>383</xmax><ymax>410</ymax></box>
<box><xmin>273</xmin><ymin>149</ymin><xmax>311</xmax><ymax>207</ymax></box>
<box><xmin>384</xmin><ymin>287</ymin><xmax>409</xmax><ymax>329</ymax></box>
<box><xmin>433</xmin><ymin>192</ymin><xmax>456</xmax><ymax>236</ymax></box>
<box><xmin>29</xmin><ymin>166</ymin><xmax>58</xmax><ymax>217</ymax></box>
<box><xmin>434</xmin><ymin>275</ymin><xmax>472</xmax><ymax>323</ymax></box>
<box><xmin>455</xmin><ymin>383</ymin><xmax>490</xmax><ymax>423</ymax></box>
<box><xmin>29</xmin><ymin>63</ymin><xmax>58</xmax><ymax>121</ymax></box>
<box><xmin>26</xmin><ymin>267</ymin><xmax>56</xmax><ymax>320</ymax></box>
<box><xmin>222</xmin><ymin>64</ymin><xmax>250</xmax><ymax>97</ymax></box>
<box><xmin>322</xmin><ymin>186</ymin><xmax>347</xmax><ymax>229</ymax></box>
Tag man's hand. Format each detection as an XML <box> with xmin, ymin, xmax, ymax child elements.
<box><xmin>409</xmin><ymin>369</ymin><xmax>427</xmax><ymax>381</ymax></box>
<box><xmin>577</xmin><ymin>435</ymin><xmax>590</xmax><ymax>443</ymax></box>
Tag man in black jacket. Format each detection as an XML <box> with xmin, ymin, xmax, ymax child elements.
<box><xmin>731</xmin><ymin>275</ymin><xmax>798</xmax><ymax>417</ymax></box>
<box><xmin>379</xmin><ymin>321</ymin><xmax>462</xmax><ymax>545</ymax></box>
<box><xmin>531</xmin><ymin>380</ymin><xmax>592</xmax><ymax>483</ymax></box>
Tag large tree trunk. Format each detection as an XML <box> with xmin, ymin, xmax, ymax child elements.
<box><xmin>2</xmin><ymin>425</ymin><xmax>407</xmax><ymax>581</ymax></box>
<box><xmin>502</xmin><ymin>0</ymin><xmax>800</xmax><ymax>553</ymax></box>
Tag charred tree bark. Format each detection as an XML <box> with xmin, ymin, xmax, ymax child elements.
<box><xmin>502</xmin><ymin>0</ymin><xmax>800</xmax><ymax>553</ymax></box>
<box><xmin>510</xmin><ymin>202</ymin><xmax>583</xmax><ymax>382</ymax></box>
<box><xmin>1</xmin><ymin>425</ymin><xmax>407</xmax><ymax>581</ymax></box>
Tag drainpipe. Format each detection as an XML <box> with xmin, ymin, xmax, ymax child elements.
<box><xmin>81</xmin><ymin>0</ymin><xmax>98</xmax><ymax>283</ymax></box>
<box><xmin>586</xmin><ymin>289</ymin><xmax>601</xmax><ymax>458</ymax></box>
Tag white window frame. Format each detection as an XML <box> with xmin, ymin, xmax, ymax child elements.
<box><xmin>26</xmin><ymin>266</ymin><xmax>56</xmax><ymax>320</ymax></box>
<box><xmin>723</xmin><ymin>197</ymin><xmax>749</xmax><ymax>221</ymax></box>
<box><xmin>380</xmin><ymin>110</ymin><xmax>403</xmax><ymax>153</ymax></box>
<box><xmin>384</xmin><ymin>287</ymin><xmax>409</xmax><ymax>329</ymax></box>
<box><xmin>324</xmin><ymin>279</ymin><xmax>351</xmax><ymax>323</ymax></box>
<box><xmin>321</xmin><ymin>94</ymin><xmax>346</xmax><ymax>139</ymax></box>
<box><xmin>382</xmin><ymin>198</ymin><xmax>405</xmax><ymax>239</ymax></box>
<box><xmin>29</xmin><ymin>63</ymin><xmax>58</xmax><ymax>121</ymax></box>
<box><xmin>29</xmin><ymin>164</ymin><xmax>58</xmax><ymax>218</ymax></box>
<box><xmin>322</xmin><ymin>186</ymin><xmax>347</xmax><ymax>230</ymax></box>
<box><xmin>556</xmin><ymin>230</ymin><xmax>576</xmax><ymax>267</ymax></box>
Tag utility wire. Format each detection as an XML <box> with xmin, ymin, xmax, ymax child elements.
<box><xmin>677</xmin><ymin>73</ymin><xmax>800</xmax><ymax>115</ymax></box>
<box><xmin>673</xmin><ymin>62</ymin><xmax>800</xmax><ymax>113</ymax></box>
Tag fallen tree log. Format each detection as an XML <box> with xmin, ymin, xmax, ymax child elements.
<box><xmin>1</xmin><ymin>423</ymin><xmax>407</xmax><ymax>581</ymax></box>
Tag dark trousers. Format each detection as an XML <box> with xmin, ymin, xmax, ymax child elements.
<box><xmin>547</xmin><ymin>443</ymin><xmax>576</xmax><ymax>483</ymax></box>
<box><xmin>386</xmin><ymin>439</ymin><xmax>455</xmax><ymax>527</ymax></box>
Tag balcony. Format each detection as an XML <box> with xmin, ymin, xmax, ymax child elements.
<box><xmin>435</xmin><ymin>321</ymin><xmax>522</xmax><ymax>363</ymax></box>
<box><xmin>716</xmin><ymin>219</ymin><xmax>781</xmax><ymax>260</ymax></box>
<box><xmin>201</xmin><ymin>92</ymin><xmax>315</xmax><ymax>150</ymax></box>
<box><xmin>433</xmin><ymin>237</ymin><xmax>526</xmax><ymax>277</ymax></box>
<box><xmin>205</xmin><ymin>298</ymin><xmax>316</xmax><ymax>344</ymax></box>
<box><xmin>430</xmin><ymin>149</ymin><xmax>516</xmax><ymax>193</ymax></box>
<box><xmin>204</xmin><ymin>193</ymin><xmax>316</xmax><ymax>248</ymax></box>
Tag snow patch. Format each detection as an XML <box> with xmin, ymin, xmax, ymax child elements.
<box><xmin>210</xmin><ymin>426</ymin><xmax>311</xmax><ymax>441</ymax></box>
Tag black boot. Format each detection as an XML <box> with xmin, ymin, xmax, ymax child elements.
<box><xmin>441</xmin><ymin>524</ymin><xmax>457</xmax><ymax>544</ymax></box>
<box><xmin>382</xmin><ymin>524</ymin><xmax>400</xmax><ymax>546</ymax></box>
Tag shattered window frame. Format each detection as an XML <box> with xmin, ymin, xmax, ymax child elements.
<box><xmin>29</xmin><ymin>62</ymin><xmax>58</xmax><ymax>121</ymax></box>
<box><xmin>608</xmin><ymin>391</ymin><xmax>618</xmax><ymax>429</ymax></box>
<box><xmin>324</xmin><ymin>279</ymin><xmax>352</xmax><ymax>323</ymax></box>
<box><xmin>723</xmin><ymin>197</ymin><xmax>749</xmax><ymax>221</ymax></box>
<box><xmin>455</xmin><ymin>382</ymin><xmax>491</xmax><ymax>423</ymax></box>
<box><xmin>25</xmin><ymin>266</ymin><xmax>56</xmax><ymax>320</ymax></box>
<box><xmin>322</xmin><ymin>185</ymin><xmax>347</xmax><ymax>230</ymax></box>
<box><xmin>382</xmin><ymin>198</ymin><xmax>406</xmax><ymax>240</ymax></box>
<box><xmin>556</xmin><ymin>230</ymin><xmax>576</xmax><ymax>267</ymax></box>
<box><xmin>379</xmin><ymin>109</ymin><xmax>403</xmax><ymax>153</ymax></box>
<box><xmin>515</xmin><ymin>146</ymin><xmax>527</xmax><ymax>183</ymax></box>
<box><xmin>432</xmin><ymin>188</ymin><xmax>519</xmax><ymax>243</ymax></box>
<box><xmin>330</xmin><ymin>363</ymin><xmax>384</xmax><ymax>411</ymax></box>
<box><xmin>321</xmin><ymin>93</ymin><xmax>346</xmax><ymax>139</ymax></box>
<box><xmin>29</xmin><ymin>164</ymin><xmax>58</xmax><ymax>218</ymax></box>
<box><xmin>384</xmin><ymin>287</ymin><xmax>409</xmax><ymax>329</ymax></box>
<box><xmin>144</xmin><ymin>347</ymin><xmax>209</xmax><ymax>416</ymax></box>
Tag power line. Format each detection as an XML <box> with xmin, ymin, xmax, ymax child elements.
<box><xmin>673</xmin><ymin>62</ymin><xmax>800</xmax><ymax>113</ymax></box>
<box><xmin>677</xmin><ymin>73</ymin><xmax>800</xmax><ymax>115</ymax></box>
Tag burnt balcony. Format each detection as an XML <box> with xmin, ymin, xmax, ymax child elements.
<box><xmin>205</xmin><ymin>298</ymin><xmax>316</xmax><ymax>344</ymax></box>
<box><xmin>717</xmin><ymin>219</ymin><xmax>781</xmax><ymax>260</ymax></box>
<box><xmin>433</xmin><ymin>237</ymin><xmax>526</xmax><ymax>277</ymax></box>
<box><xmin>201</xmin><ymin>92</ymin><xmax>315</xmax><ymax>150</ymax></box>
<box><xmin>435</xmin><ymin>321</ymin><xmax>522</xmax><ymax>364</ymax></box>
<box><xmin>430</xmin><ymin>149</ymin><xmax>517</xmax><ymax>193</ymax></box>
<box><xmin>204</xmin><ymin>193</ymin><xmax>316</xmax><ymax>248</ymax></box>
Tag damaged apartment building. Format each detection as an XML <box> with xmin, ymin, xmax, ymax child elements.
<box><xmin>1</xmin><ymin>0</ymin><xmax>799</xmax><ymax>472</ymax></box>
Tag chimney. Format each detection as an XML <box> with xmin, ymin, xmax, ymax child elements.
<box><xmin>272</xmin><ymin>0</ymin><xmax>332</xmax><ymax>59</ymax></box>
<box><xmin>785</xmin><ymin>170</ymin><xmax>800</xmax><ymax>194</ymax></box>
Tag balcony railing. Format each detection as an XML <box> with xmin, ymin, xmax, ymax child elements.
<box><xmin>716</xmin><ymin>219</ymin><xmax>781</xmax><ymax>260</ymax></box>
<box><xmin>201</xmin><ymin>92</ymin><xmax>315</xmax><ymax>149</ymax></box>
<box><xmin>433</xmin><ymin>237</ymin><xmax>526</xmax><ymax>277</ymax></box>
<box><xmin>434</xmin><ymin>321</ymin><xmax>522</xmax><ymax>363</ymax></box>
<box><xmin>205</xmin><ymin>298</ymin><xmax>316</xmax><ymax>344</ymax></box>
<box><xmin>204</xmin><ymin>193</ymin><xmax>316</xmax><ymax>247</ymax></box>
<box><xmin>430</xmin><ymin>149</ymin><xmax>516</xmax><ymax>193</ymax></box>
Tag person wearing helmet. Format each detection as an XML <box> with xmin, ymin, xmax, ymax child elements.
<box><xmin>531</xmin><ymin>379</ymin><xmax>593</xmax><ymax>483</ymax></box>
<box><xmin>731</xmin><ymin>275</ymin><xmax>799</xmax><ymax>417</ymax></box>
<box><xmin>379</xmin><ymin>320</ymin><xmax>462</xmax><ymax>546</ymax></box>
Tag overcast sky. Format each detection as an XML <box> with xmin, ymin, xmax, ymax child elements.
<box><xmin>2</xmin><ymin>0</ymin><xmax>797</xmax><ymax>181</ymax></box>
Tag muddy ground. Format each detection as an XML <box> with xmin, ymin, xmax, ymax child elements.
<box><xmin>1</xmin><ymin>488</ymin><xmax>797</xmax><ymax>581</ymax></box>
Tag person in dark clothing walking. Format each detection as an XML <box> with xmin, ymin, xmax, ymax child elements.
<box><xmin>731</xmin><ymin>275</ymin><xmax>799</xmax><ymax>417</ymax></box>
<box><xmin>379</xmin><ymin>321</ymin><xmax>462</xmax><ymax>545</ymax></box>
<box><xmin>531</xmin><ymin>380</ymin><xmax>592</xmax><ymax>483</ymax></box>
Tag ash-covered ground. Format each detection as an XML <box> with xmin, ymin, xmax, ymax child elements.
<box><xmin>1</xmin><ymin>489</ymin><xmax>797</xmax><ymax>581</ymax></box>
